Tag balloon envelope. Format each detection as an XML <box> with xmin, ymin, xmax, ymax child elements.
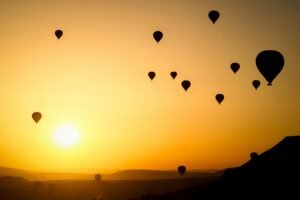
<box><xmin>181</xmin><ymin>80</ymin><xmax>191</xmax><ymax>91</ymax></box>
<box><xmin>250</xmin><ymin>152</ymin><xmax>258</xmax><ymax>160</ymax></box>
<box><xmin>215</xmin><ymin>94</ymin><xmax>224</xmax><ymax>104</ymax></box>
<box><xmin>208</xmin><ymin>10</ymin><xmax>220</xmax><ymax>24</ymax></box>
<box><xmin>32</xmin><ymin>112</ymin><xmax>42</xmax><ymax>123</ymax></box>
<box><xmin>177</xmin><ymin>165</ymin><xmax>186</xmax><ymax>176</ymax></box>
<box><xmin>170</xmin><ymin>71</ymin><xmax>177</xmax><ymax>79</ymax></box>
<box><xmin>94</xmin><ymin>174</ymin><xmax>101</xmax><ymax>183</ymax></box>
<box><xmin>148</xmin><ymin>71</ymin><xmax>156</xmax><ymax>80</ymax></box>
<box><xmin>230</xmin><ymin>62</ymin><xmax>240</xmax><ymax>74</ymax></box>
<box><xmin>153</xmin><ymin>31</ymin><xmax>163</xmax><ymax>43</ymax></box>
<box><xmin>256</xmin><ymin>50</ymin><xmax>284</xmax><ymax>86</ymax></box>
<box><xmin>55</xmin><ymin>30</ymin><xmax>63</xmax><ymax>39</ymax></box>
<box><xmin>252</xmin><ymin>80</ymin><xmax>261</xmax><ymax>90</ymax></box>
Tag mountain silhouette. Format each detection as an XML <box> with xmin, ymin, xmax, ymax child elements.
<box><xmin>0</xmin><ymin>168</ymin><xmax>221</xmax><ymax>181</ymax></box>
<box><xmin>137</xmin><ymin>136</ymin><xmax>300</xmax><ymax>200</ymax></box>
<box><xmin>0</xmin><ymin>167</ymin><xmax>28</xmax><ymax>175</ymax></box>
<box><xmin>0</xmin><ymin>176</ymin><xmax>29</xmax><ymax>186</ymax></box>
<box><xmin>106</xmin><ymin>170</ymin><xmax>222</xmax><ymax>180</ymax></box>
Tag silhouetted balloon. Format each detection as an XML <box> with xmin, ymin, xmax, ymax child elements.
<box><xmin>94</xmin><ymin>174</ymin><xmax>101</xmax><ymax>183</ymax></box>
<box><xmin>32</xmin><ymin>112</ymin><xmax>42</xmax><ymax>123</ymax></box>
<box><xmin>170</xmin><ymin>71</ymin><xmax>177</xmax><ymax>79</ymax></box>
<box><xmin>250</xmin><ymin>152</ymin><xmax>258</xmax><ymax>160</ymax></box>
<box><xmin>153</xmin><ymin>31</ymin><xmax>163</xmax><ymax>43</ymax></box>
<box><xmin>148</xmin><ymin>71</ymin><xmax>156</xmax><ymax>80</ymax></box>
<box><xmin>256</xmin><ymin>50</ymin><xmax>284</xmax><ymax>86</ymax></box>
<box><xmin>181</xmin><ymin>80</ymin><xmax>191</xmax><ymax>91</ymax></box>
<box><xmin>215</xmin><ymin>94</ymin><xmax>224</xmax><ymax>104</ymax></box>
<box><xmin>55</xmin><ymin>30</ymin><xmax>63</xmax><ymax>39</ymax></box>
<box><xmin>252</xmin><ymin>80</ymin><xmax>261</xmax><ymax>90</ymax></box>
<box><xmin>230</xmin><ymin>62</ymin><xmax>240</xmax><ymax>74</ymax></box>
<box><xmin>208</xmin><ymin>10</ymin><xmax>220</xmax><ymax>24</ymax></box>
<box><xmin>177</xmin><ymin>165</ymin><xmax>186</xmax><ymax>176</ymax></box>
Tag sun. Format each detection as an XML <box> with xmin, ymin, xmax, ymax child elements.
<box><xmin>54</xmin><ymin>124</ymin><xmax>80</xmax><ymax>148</ymax></box>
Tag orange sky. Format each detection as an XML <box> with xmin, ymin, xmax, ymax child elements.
<box><xmin>0</xmin><ymin>0</ymin><xmax>299</xmax><ymax>173</ymax></box>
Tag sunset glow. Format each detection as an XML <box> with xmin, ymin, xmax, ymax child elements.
<box><xmin>0</xmin><ymin>0</ymin><xmax>298</xmax><ymax>173</ymax></box>
<box><xmin>54</xmin><ymin>124</ymin><xmax>80</xmax><ymax>148</ymax></box>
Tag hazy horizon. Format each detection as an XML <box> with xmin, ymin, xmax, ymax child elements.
<box><xmin>1</xmin><ymin>165</ymin><xmax>222</xmax><ymax>174</ymax></box>
<box><xmin>0</xmin><ymin>0</ymin><xmax>299</xmax><ymax>173</ymax></box>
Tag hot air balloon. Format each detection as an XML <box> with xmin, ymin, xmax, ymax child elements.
<box><xmin>94</xmin><ymin>174</ymin><xmax>101</xmax><ymax>183</ymax></box>
<box><xmin>170</xmin><ymin>71</ymin><xmax>177</xmax><ymax>79</ymax></box>
<box><xmin>256</xmin><ymin>50</ymin><xmax>284</xmax><ymax>86</ymax></box>
<box><xmin>148</xmin><ymin>71</ymin><xmax>156</xmax><ymax>80</ymax></box>
<box><xmin>252</xmin><ymin>80</ymin><xmax>261</xmax><ymax>90</ymax></box>
<box><xmin>177</xmin><ymin>165</ymin><xmax>186</xmax><ymax>176</ymax></box>
<box><xmin>153</xmin><ymin>31</ymin><xmax>163</xmax><ymax>43</ymax></box>
<box><xmin>32</xmin><ymin>112</ymin><xmax>42</xmax><ymax>123</ymax></box>
<box><xmin>250</xmin><ymin>152</ymin><xmax>258</xmax><ymax>160</ymax></box>
<box><xmin>55</xmin><ymin>30</ymin><xmax>63</xmax><ymax>39</ymax></box>
<box><xmin>181</xmin><ymin>80</ymin><xmax>191</xmax><ymax>91</ymax></box>
<box><xmin>215</xmin><ymin>94</ymin><xmax>224</xmax><ymax>104</ymax></box>
<box><xmin>208</xmin><ymin>10</ymin><xmax>220</xmax><ymax>24</ymax></box>
<box><xmin>230</xmin><ymin>62</ymin><xmax>240</xmax><ymax>74</ymax></box>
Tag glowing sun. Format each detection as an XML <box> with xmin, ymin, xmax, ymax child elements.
<box><xmin>54</xmin><ymin>124</ymin><xmax>80</xmax><ymax>148</ymax></box>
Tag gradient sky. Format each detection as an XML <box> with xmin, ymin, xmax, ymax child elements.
<box><xmin>0</xmin><ymin>0</ymin><xmax>299</xmax><ymax>173</ymax></box>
